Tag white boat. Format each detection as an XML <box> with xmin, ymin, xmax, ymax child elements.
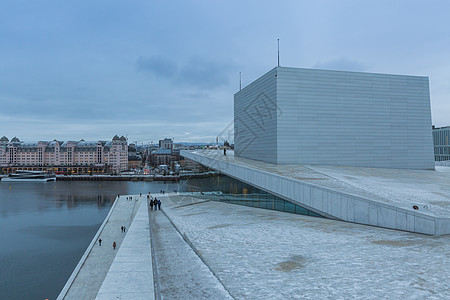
<box><xmin>1</xmin><ymin>170</ymin><xmax>57</xmax><ymax>182</ymax></box>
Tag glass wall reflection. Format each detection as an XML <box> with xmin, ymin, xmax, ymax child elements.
<box><xmin>180</xmin><ymin>174</ymin><xmax>323</xmax><ymax>218</ymax></box>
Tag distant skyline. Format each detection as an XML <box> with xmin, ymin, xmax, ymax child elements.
<box><xmin>1</xmin><ymin>1</ymin><xmax>450</xmax><ymax>143</ymax></box>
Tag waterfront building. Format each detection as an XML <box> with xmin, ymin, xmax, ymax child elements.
<box><xmin>182</xmin><ymin>66</ymin><xmax>450</xmax><ymax>235</ymax></box>
<box><xmin>150</xmin><ymin>140</ymin><xmax>180</xmax><ymax>170</ymax></box>
<box><xmin>234</xmin><ymin>66</ymin><xmax>434</xmax><ymax>170</ymax></box>
<box><xmin>432</xmin><ymin>126</ymin><xmax>450</xmax><ymax>161</ymax></box>
<box><xmin>159</xmin><ymin>138</ymin><xmax>173</xmax><ymax>150</ymax></box>
<box><xmin>151</xmin><ymin>148</ymin><xmax>175</xmax><ymax>169</ymax></box>
<box><xmin>0</xmin><ymin>135</ymin><xmax>128</xmax><ymax>174</ymax></box>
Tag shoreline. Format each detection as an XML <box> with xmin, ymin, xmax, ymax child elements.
<box><xmin>0</xmin><ymin>172</ymin><xmax>217</xmax><ymax>182</ymax></box>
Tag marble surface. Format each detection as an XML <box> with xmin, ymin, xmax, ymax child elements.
<box><xmin>162</xmin><ymin>194</ymin><xmax>450</xmax><ymax>299</ymax></box>
<box><xmin>96</xmin><ymin>200</ymin><xmax>154</xmax><ymax>300</ymax></box>
<box><xmin>182</xmin><ymin>150</ymin><xmax>450</xmax><ymax>235</ymax></box>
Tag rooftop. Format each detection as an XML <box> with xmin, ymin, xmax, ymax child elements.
<box><xmin>189</xmin><ymin>150</ymin><xmax>450</xmax><ymax>217</ymax></box>
<box><xmin>182</xmin><ymin>150</ymin><xmax>450</xmax><ymax>235</ymax></box>
<box><xmin>161</xmin><ymin>194</ymin><xmax>450</xmax><ymax>298</ymax></box>
<box><xmin>153</xmin><ymin>148</ymin><xmax>172</xmax><ymax>155</ymax></box>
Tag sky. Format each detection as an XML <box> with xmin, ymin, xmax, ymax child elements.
<box><xmin>1</xmin><ymin>0</ymin><xmax>450</xmax><ymax>144</ymax></box>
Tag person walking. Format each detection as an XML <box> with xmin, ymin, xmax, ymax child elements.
<box><xmin>157</xmin><ymin>199</ymin><xmax>161</xmax><ymax>210</ymax></box>
<box><xmin>154</xmin><ymin>199</ymin><xmax>158</xmax><ymax>210</ymax></box>
<box><xmin>113</xmin><ymin>241</ymin><xmax>116</xmax><ymax>250</ymax></box>
<box><xmin>123</xmin><ymin>226</ymin><xmax>126</xmax><ymax>232</ymax></box>
<box><xmin>149</xmin><ymin>200</ymin><xmax>154</xmax><ymax>211</ymax></box>
<box><xmin>98</xmin><ymin>238</ymin><xmax>102</xmax><ymax>246</ymax></box>
<box><xmin>121</xmin><ymin>226</ymin><xmax>124</xmax><ymax>232</ymax></box>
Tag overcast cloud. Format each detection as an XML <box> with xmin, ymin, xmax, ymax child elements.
<box><xmin>137</xmin><ymin>56</ymin><xmax>234</xmax><ymax>89</ymax></box>
<box><xmin>1</xmin><ymin>0</ymin><xmax>450</xmax><ymax>143</ymax></box>
<box><xmin>313</xmin><ymin>58</ymin><xmax>367</xmax><ymax>72</ymax></box>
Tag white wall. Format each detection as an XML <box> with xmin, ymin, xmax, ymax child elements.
<box><xmin>276</xmin><ymin>67</ymin><xmax>434</xmax><ymax>169</ymax></box>
<box><xmin>234</xmin><ymin>66</ymin><xmax>435</xmax><ymax>170</ymax></box>
<box><xmin>234</xmin><ymin>68</ymin><xmax>278</xmax><ymax>164</ymax></box>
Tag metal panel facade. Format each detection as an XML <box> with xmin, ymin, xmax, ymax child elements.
<box><xmin>234</xmin><ymin>68</ymin><xmax>278</xmax><ymax>163</ymax></box>
<box><xmin>235</xmin><ymin>66</ymin><xmax>435</xmax><ymax>170</ymax></box>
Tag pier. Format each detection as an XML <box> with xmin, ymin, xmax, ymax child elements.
<box><xmin>53</xmin><ymin>172</ymin><xmax>217</xmax><ymax>181</ymax></box>
<box><xmin>56</xmin><ymin>175</ymin><xmax>156</xmax><ymax>181</ymax></box>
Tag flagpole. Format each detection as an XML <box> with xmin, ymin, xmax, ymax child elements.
<box><xmin>277</xmin><ymin>38</ymin><xmax>280</xmax><ymax>67</ymax></box>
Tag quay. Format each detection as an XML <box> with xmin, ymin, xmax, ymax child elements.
<box><xmin>58</xmin><ymin>193</ymin><xmax>450</xmax><ymax>299</ymax></box>
<box><xmin>56</xmin><ymin>175</ymin><xmax>167</xmax><ymax>181</ymax></box>
<box><xmin>52</xmin><ymin>172</ymin><xmax>217</xmax><ymax>181</ymax></box>
<box><xmin>0</xmin><ymin>171</ymin><xmax>217</xmax><ymax>182</ymax></box>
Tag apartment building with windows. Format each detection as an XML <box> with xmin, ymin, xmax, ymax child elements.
<box><xmin>159</xmin><ymin>138</ymin><xmax>173</xmax><ymax>150</ymax></box>
<box><xmin>0</xmin><ymin>135</ymin><xmax>128</xmax><ymax>173</ymax></box>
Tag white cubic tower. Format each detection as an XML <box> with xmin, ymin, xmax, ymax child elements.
<box><xmin>234</xmin><ymin>66</ymin><xmax>434</xmax><ymax>170</ymax></box>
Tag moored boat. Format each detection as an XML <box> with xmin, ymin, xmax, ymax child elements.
<box><xmin>1</xmin><ymin>170</ymin><xmax>57</xmax><ymax>182</ymax></box>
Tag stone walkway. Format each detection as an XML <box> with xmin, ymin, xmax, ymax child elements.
<box><xmin>150</xmin><ymin>196</ymin><xmax>232</xmax><ymax>300</ymax></box>
<box><xmin>59</xmin><ymin>193</ymin><xmax>234</xmax><ymax>300</ymax></box>
<box><xmin>96</xmin><ymin>199</ymin><xmax>154</xmax><ymax>300</ymax></box>
<box><xmin>59</xmin><ymin>194</ymin><xmax>143</xmax><ymax>300</ymax></box>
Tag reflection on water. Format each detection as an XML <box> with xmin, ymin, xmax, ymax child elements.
<box><xmin>0</xmin><ymin>180</ymin><xmax>180</xmax><ymax>300</ymax></box>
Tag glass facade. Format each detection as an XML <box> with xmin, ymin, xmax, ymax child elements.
<box><xmin>433</xmin><ymin>127</ymin><xmax>450</xmax><ymax>161</ymax></box>
<box><xmin>179</xmin><ymin>173</ymin><xmax>323</xmax><ymax>218</ymax></box>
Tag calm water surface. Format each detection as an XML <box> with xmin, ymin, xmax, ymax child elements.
<box><xmin>0</xmin><ymin>180</ymin><xmax>180</xmax><ymax>300</ymax></box>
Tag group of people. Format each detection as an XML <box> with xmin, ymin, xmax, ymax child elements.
<box><xmin>149</xmin><ymin>198</ymin><xmax>161</xmax><ymax>211</ymax></box>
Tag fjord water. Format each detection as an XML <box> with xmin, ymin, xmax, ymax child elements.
<box><xmin>0</xmin><ymin>181</ymin><xmax>179</xmax><ymax>300</ymax></box>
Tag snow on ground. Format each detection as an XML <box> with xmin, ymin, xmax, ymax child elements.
<box><xmin>306</xmin><ymin>164</ymin><xmax>450</xmax><ymax>216</ymax></box>
<box><xmin>436</xmin><ymin>165</ymin><xmax>450</xmax><ymax>172</ymax></box>
<box><xmin>162</xmin><ymin>194</ymin><xmax>450</xmax><ymax>299</ymax></box>
<box><xmin>150</xmin><ymin>206</ymin><xmax>232</xmax><ymax>299</ymax></box>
